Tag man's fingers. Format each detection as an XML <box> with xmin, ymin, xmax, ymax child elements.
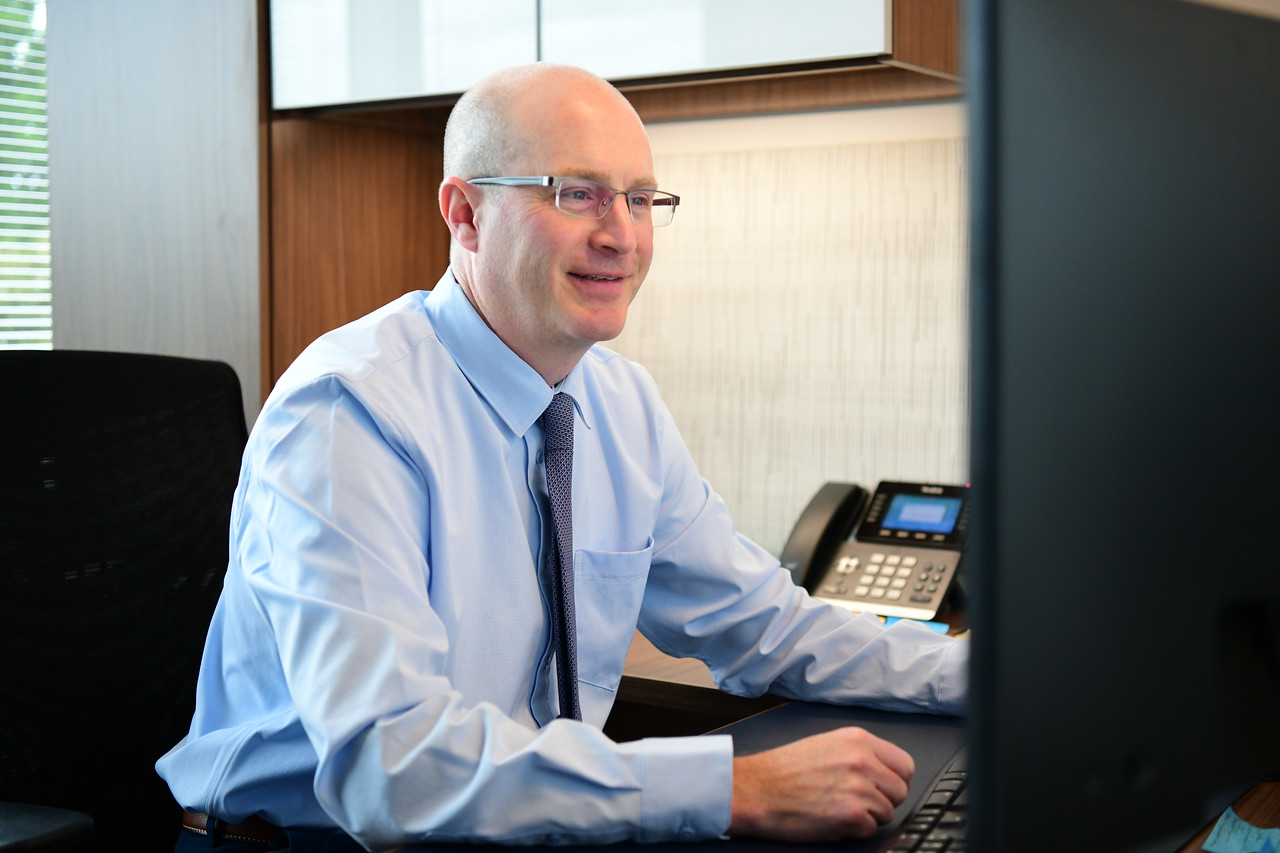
<box><xmin>835</xmin><ymin>727</ymin><xmax>914</xmax><ymax>804</ymax></box>
<box><xmin>863</xmin><ymin>730</ymin><xmax>914</xmax><ymax>805</ymax></box>
<box><xmin>730</xmin><ymin>725</ymin><xmax>918</xmax><ymax>842</ymax></box>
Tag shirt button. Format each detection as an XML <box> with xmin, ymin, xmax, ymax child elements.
<box><xmin>536</xmin><ymin>450</ymin><xmax>544</xmax><ymax>464</ymax></box>
<box><xmin>677</xmin><ymin>825</ymin><xmax>697</xmax><ymax>840</ymax></box>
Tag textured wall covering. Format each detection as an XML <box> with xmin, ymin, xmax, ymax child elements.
<box><xmin>614</xmin><ymin>105</ymin><xmax>968</xmax><ymax>556</ymax></box>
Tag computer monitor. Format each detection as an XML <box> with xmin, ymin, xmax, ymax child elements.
<box><xmin>965</xmin><ymin>0</ymin><xmax>1280</xmax><ymax>849</ymax></box>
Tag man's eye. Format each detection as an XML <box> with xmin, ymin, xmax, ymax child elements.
<box><xmin>563</xmin><ymin>188</ymin><xmax>592</xmax><ymax>201</ymax></box>
<box><xmin>629</xmin><ymin>193</ymin><xmax>653</xmax><ymax>208</ymax></box>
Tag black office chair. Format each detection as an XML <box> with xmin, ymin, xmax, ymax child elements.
<box><xmin>0</xmin><ymin>350</ymin><xmax>248</xmax><ymax>851</ymax></box>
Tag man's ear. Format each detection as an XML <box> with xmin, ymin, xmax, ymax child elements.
<box><xmin>439</xmin><ymin>177</ymin><xmax>481</xmax><ymax>253</ymax></box>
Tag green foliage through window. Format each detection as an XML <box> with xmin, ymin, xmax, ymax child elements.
<box><xmin>0</xmin><ymin>0</ymin><xmax>48</xmax><ymax>349</ymax></box>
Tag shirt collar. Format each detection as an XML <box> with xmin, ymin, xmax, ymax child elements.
<box><xmin>424</xmin><ymin>271</ymin><xmax>592</xmax><ymax>437</ymax></box>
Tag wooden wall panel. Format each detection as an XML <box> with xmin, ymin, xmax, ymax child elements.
<box><xmin>891</xmin><ymin>0</ymin><xmax>963</xmax><ymax>78</ymax></box>
<box><xmin>267</xmin><ymin>115</ymin><xmax>449</xmax><ymax>382</ymax></box>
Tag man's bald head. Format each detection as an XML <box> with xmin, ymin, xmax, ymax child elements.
<box><xmin>442</xmin><ymin>63</ymin><xmax>643</xmax><ymax>180</ymax></box>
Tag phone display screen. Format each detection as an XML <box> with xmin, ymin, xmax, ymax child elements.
<box><xmin>882</xmin><ymin>494</ymin><xmax>963</xmax><ymax>535</ymax></box>
<box><xmin>855</xmin><ymin>481</ymin><xmax>970</xmax><ymax>547</ymax></box>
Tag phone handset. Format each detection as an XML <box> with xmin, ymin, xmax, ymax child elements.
<box><xmin>779</xmin><ymin>482</ymin><xmax>867</xmax><ymax>591</ymax></box>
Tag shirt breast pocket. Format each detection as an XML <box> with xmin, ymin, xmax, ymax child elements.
<box><xmin>572</xmin><ymin>541</ymin><xmax>653</xmax><ymax>703</ymax></box>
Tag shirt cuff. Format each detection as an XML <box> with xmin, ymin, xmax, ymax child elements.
<box><xmin>628</xmin><ymin>733</ymin><xmax>733</xmax><ymax>842</ymax></box>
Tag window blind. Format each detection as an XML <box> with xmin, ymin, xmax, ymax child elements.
<box><xmin>0</xmin><ymin>0</ymin><xmax>47</xmax><ymax>350</ymax></box>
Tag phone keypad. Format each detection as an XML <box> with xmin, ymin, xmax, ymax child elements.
<box><xmin>813</xmin><ymin>544</ymin><xmax>961</xmax><ymax>620</ymax></box>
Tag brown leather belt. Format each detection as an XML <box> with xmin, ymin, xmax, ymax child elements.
<box><xmin>181</xmin><ymin>810</ymin><xmax>284</xmax><ymax>845</ymax></box>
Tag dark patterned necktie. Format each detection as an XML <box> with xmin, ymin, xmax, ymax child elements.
<box><xmin>540</xmin><ymin>392</ymin><xmax>581</xmax><ymax>721</ymax></box>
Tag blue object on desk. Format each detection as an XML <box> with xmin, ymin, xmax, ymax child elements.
<box><xmin>1204</xmin><ymin>806</ymin><xmax>1280</xmax><ymax>853</ymax></box>
<box><xmin>883</xmin><ymin>616</ymin><xmax>950</xmax><ymax>634</ymax></box>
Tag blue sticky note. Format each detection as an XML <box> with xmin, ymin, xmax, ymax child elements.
<box><xmin>1204</xmin><ymin>807</ymin><xmax>1280</xmax><ymax>853</ymax></box>
<box><xmin>882</xmin><ymin>616</ymin><xmax>950</xmax><ymax>634</ymax></box>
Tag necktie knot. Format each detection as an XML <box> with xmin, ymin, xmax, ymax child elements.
<box><xmin>541</xmin><ymin>392</ymin><xmax>574</xmax><ymax>454</ymax></box>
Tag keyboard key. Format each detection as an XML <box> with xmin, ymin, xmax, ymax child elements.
<box><xmin>888</xmin><ymin>763</ymin><xmax>968</xmax><ymax>852</ymax></box>
<box><xmin>887</xmin><ymin>834</ymin><xmax>923</xmax><ymax>852</ymax></box>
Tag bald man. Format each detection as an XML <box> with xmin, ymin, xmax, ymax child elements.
<box><xmin>158</xmin><ymin>64</ymin><xmax>966</xmax><ymax>852</ymax></box>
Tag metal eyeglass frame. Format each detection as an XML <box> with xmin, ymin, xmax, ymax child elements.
<box><xmin>466</xmin><ymin>176</ymin><xmax>680</xmax><ymax>226</ymax></box>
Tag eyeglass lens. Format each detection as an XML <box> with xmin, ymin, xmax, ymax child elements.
<box><xmin>555</xmin><ymin>178</ymin><xmax>676</xmax><ymax>226</ymax></box>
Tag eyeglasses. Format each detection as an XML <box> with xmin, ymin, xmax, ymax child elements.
<box><xmin>466</xmin><ymin>176</ymin><xmax>680</xmax><ymax>227</ymax></box>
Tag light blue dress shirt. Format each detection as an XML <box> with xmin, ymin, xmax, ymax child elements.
<box><xmin>157</xmin><ymin>272</ymin><xmax>967</xmax><ymax>850</ymax></box>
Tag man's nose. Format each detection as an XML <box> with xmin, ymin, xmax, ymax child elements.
<box><xmin>591</xmin><ymin>193</ymin><xmax>639</xmax><ymax>253</ymax></box>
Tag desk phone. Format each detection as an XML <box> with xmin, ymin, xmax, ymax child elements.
<box><xmin>780</xmin><ymin>480</ymin><xmax>971</xmax><ymax>621</ymax></box>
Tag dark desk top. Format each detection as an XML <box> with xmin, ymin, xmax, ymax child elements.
<box><xmin>389</xmin><ymin>701</ymin><xmax>966</xmax><ymax>853</ymax></box>
<box><xmin>271</xmin><ymin>618</ymin><xmax>1276</xmax><ymax>852</ymax></box>
<box><xmin>260</xmin><ymin>690</ymin><xmax>1280</xmax><ymax>852</ymax></box>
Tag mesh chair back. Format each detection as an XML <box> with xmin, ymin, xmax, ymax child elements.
<box><xmin>0</xmin><ymin>350</ymin><xmax>248</xmax><ymax>849</ymax></box>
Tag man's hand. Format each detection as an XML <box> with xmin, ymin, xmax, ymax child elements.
<box><xmin>728</xmin><ymin>726</ymin><xmax>915</xmax><ymax>842</ymax></box>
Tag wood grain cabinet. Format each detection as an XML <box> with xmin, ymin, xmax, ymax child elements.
<box><xmin>269</xmin><ymin>0</ymin><xmax>915</xmax><ymax>111</ymax></box>
<box><xmin>260</xmin><ymin>0</ymin><xmax>960</xmax><ymax>390</ymax></box>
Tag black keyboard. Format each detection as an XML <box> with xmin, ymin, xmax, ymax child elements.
<box><xmin>884</xmin><ymin>750</ymin><xmax>968</xmax><ymax>852</ymax></box>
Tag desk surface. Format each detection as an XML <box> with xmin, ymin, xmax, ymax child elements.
<box><xmin>622</xmin><ymin>628</ymin><xmax>1280</xmax><ymax>852</ymax></box>
<box><xmin>623</xmin><ymin>630</ymin><xmax>717</xmax><ymax>688</ymax></box>
<box><xmin>263</xmin><ymin>637</ymin><xmax>1280</xmax><ymax>853</ymax></box>
<box><xmin>392</xmin><ymin>700</ymin><xmax>967</xmax><ymax>853</ymax></box>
